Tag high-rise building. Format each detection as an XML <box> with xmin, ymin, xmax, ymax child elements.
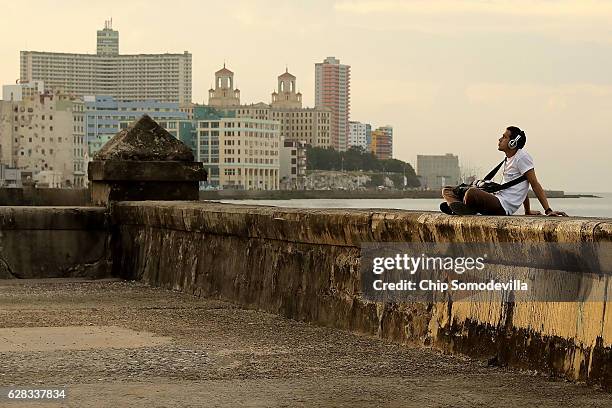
<box><xmin>417</xmin><ymin>153</ymin><xmax>460</xmax><ymax>190</ymax></box>
<box><xmin>369</xmin><ymin>126</ymin><xmax>393</xmax><ymax>160</ymax></box>
<box><xmin>378</xmin><ymin>125</ymin><xmax>393</xmax><ymax>158</ymax></box>
<box><xmin>20</xmin><ymin>21</ymin><xmax>192</xmax><ymax>103</ymax></box>
<box><xmin>85</xmin><ymin>96</ymin><xmax>187</xmax><ymax>155</ymax></box>
<box><xmin>315</xmin><ymin>57</ymin><xmax>350</xmax><ymax>151</ymax></box>
<box><xmin>348</xmin><ymin>121</ymin><xmax>369</xmax><ymax>150</ymax></box>
<box><xmin>0</xmin><ymin>90</ymin><xmax>86</xmax><ymax>187</ymax></box>
<box><xmin>97</xmin><ymin>19</ymin><xmax>119</xmax><ymax>55</ymax></box>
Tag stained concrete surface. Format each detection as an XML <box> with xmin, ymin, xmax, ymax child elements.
<box><xmin>0</xmin><ymin>279</ymin><xmax>610</xmax><ymax>408</ymax></box>
<box><xmin>0</xmin><ymin>326</ymin><xmax>170</xmax><ymax>352</ymax></box>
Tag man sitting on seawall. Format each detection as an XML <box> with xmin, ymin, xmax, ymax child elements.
<box><xmin>441</xmin><ymin>126</ymin><xmax>568</xmax><ymax>216</ymax></box>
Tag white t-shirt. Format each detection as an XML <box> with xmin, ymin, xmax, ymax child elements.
<box><xmin>494</xmin><ymin>149</ymin><xmax>534</xmax><ymax>215</ymax></box>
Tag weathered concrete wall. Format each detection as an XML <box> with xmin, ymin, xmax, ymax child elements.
<box><xmin>110</xmin><ymin>201</ymin><xmax>612</xmax><ymax>389</ymax></box>
<box><xmin>0</xmin><ymin>207</ymin><xmax>110</xmax><ymax>279</ymax></box>
<box><xmin>0</xmin><ymin>188</ymin><xmax>90</xmax><ymax>206</ymax></box>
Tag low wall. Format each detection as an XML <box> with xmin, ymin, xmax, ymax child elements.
<box><xmin>0</xmin><ymin>207</ymin><xmax>110</xmax><ymax>279</ymax></box>
<box><xmin>0</xmin><ymin>187</ymin><xmax>90</xmax><ymax>206</ymax></box>
<box><xmin>111</xmin><ymin>201</ymin><xmax>611</xmax><ymax>389</ymax></box>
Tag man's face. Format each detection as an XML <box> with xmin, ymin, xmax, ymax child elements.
<box><xmin>498</xmin><ymin>129</ymin><xmax>512</xmax><ymax>151</ymax></box>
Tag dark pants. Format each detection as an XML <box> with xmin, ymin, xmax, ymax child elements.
<box><xmin>441</xmin><ymin>186</ymin><xmax>506</xmax><ymax>215</ymax></box>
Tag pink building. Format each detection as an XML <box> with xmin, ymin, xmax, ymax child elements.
<box><xmin>315</xmin><ymin>57</ymin><xmax>350</xmax><ymax>151</ymax></box>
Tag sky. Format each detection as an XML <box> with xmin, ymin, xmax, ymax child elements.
<box><xmin>1</xmin><ymin>0</ymin><xmax>611</xmax><ymax>192</ymax></box>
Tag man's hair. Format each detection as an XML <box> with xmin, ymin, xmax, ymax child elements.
<box><xmin>507</xmin><ymin>126</ymin><xmax>527</xmax><ymax>149</ymax></box>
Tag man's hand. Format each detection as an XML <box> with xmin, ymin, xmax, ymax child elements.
<box><xmin>546</xmin><ymin>210</ymin><xmax>568</xmax><ymax>217</ymax></box>
<box><xmin>525</xmin><ymin>210</ymin><xmax>542</xmax><ymax>216</ymax></box>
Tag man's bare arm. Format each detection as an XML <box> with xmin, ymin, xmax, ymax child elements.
<box><xmin>523</xmin><ymin>196</ymin><xmax>541</xmax><ymax>215</ymax></box>
<box><xmin>523</xmin><ymin>169</ymin><xmax>567</xmax><ymax>216</ymax></box>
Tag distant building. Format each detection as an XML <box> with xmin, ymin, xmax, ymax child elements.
<box><xmin>280</xmin><ymin>140</ymin><xmax>307</xmax><ymax>190</ymax></box>
<box><xmin>2</xmin><ymin>81</ymin><xmax>45</xmax><ymax>102</ymax></box>
<box><xmin>85</xmin><ymin>96</ymin><xmax>187</xmax><ymax>155</ymax></box>
<box><xmin>349</xmin><ymin>121</ymin><xmax>369</xmax><ymax>150</ymax></box>
<box><xmin>365</xmin><ymin>123</ymin><xmax>372</xmax><ymax>151</ymax></box>
<box><xmin>195</xmin><ymin>116</ymin><xmax>280</xmax><ymax>190</ymax></box>
<box><xmin>20</xmin><ymin>21</ymin><xmax>192</xmax><ymax>103</ymax></box>
<box><xmin>370</xmin><ymin>126</ymin><xmax>393</xmax><ymax>160</ymax></box>
<box><xmin>0</xmin><ymin>164</ymin><xmax>22</xmax><ymax>187</ymax></box>
<box><xmin>207</xmin><ymin>66</ymin><xmax>332</xmax><ymax>148</ymax></box>
<box><xmin>0</xmin><ymin>90</ymin><xmax>86</xmax><ymax>187</ymax></box>
<box><xmin>417</xmin><ymin>153</ymin><xmax>460</xmax><ymax>190</ymax></box>
<box><xmin>315</xmin><ymin>57</ymin><xmax>350</xmax><ymax>151</ymax></box>
<box><xmin>269</xmin><ymin>69</ymin><xmax>331</xmax><ymax>148</ymax></box>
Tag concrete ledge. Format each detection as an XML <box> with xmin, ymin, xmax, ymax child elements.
<box><xmin>111</xmin><ymin>201</ymin><xmax>612</xmax><ymax>390</ymax></box>
<box><xmin>88</xmin><ymin>161</ymin><xmax>206</xmax><ymax>182</ymax></box>
<box><xmin>0</xmin><ymin>207</ymin><xmax>110</xmax><ymax>279</ymax></box>
<box><xmin>112</xmin><ymin>201</ymin><xmax>611</xmax><ymax>245</ymax></box>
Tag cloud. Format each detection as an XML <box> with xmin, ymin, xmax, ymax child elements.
<box><xmin>333</xmin><ymin>0</ymin><xmax>612</xmax><ymax>42</ymax></box>
<box><xmin>465</xmin><ymin>82</ymin><xmax>612</xmax><ymax>110</ymax></box>
<box><xmin>334</xmin><ymin>0</ymin><xmax>612</xmax><ymax>18</ymax></box>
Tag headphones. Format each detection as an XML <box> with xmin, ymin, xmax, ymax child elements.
<box><xmin>508</xmin><ymin>131</ymin><xmax>525</xmax><ymax>149</ymax></box>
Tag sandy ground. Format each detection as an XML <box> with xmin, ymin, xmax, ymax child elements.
<box><xmin>0</xmin><ymin>278</ymin><xmax>610</xmax><ymax>408</ymax></box>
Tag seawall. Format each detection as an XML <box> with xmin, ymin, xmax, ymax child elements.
<box><xmin>110</xmin><ymin>201</ymin><xmax>612</xmax><ymax>389</ymax></box>
<box><xmin>0</xmin><ymin>187</ymin><xmax>90</xmax><ymax>206</ymax></box>
<box><xmin>0</xmin><ymin>206</ymin><xmax>110</xmax><ymax>279</ymax></box>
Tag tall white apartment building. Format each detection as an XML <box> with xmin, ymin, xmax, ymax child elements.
<box><xmin>20</xmin><ymin>21</ymin><xmax>192</xmax><ymax>103</ymax></box>
<box><xmin>348</xmin><ymin>121</ymin><xmax>369</xmax><ymax>150</ymax></box>
<box><xmin>315</xmin><ymin>57</ymin><xmax>351</xmax><ymax>151</ymax></box>
<box><xmin>0</xmin><ymin>91</ymin><xmax>86</xmax><ymax>187</ymax></box>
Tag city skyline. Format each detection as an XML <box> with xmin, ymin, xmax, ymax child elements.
<box><xmin>1</xmin><ymin>1</ymin><xmax>611</xmax><ymax>191</ymax></box>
